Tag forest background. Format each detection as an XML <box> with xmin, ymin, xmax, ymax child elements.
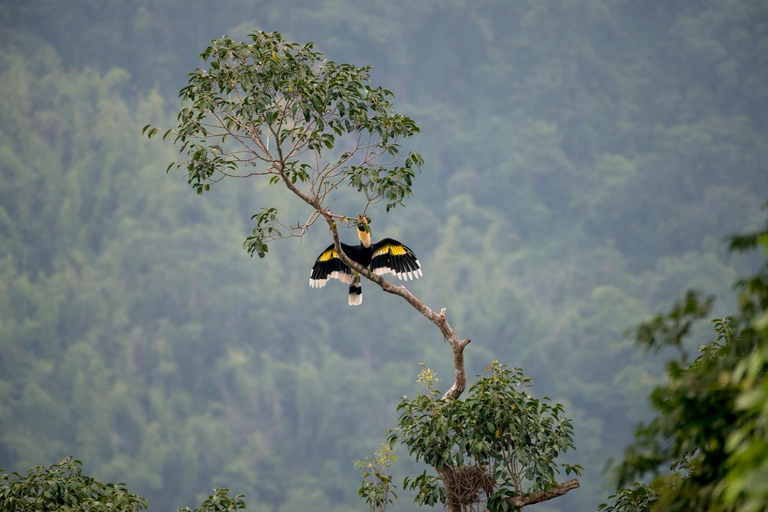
<box><xmin>2</xmin><ymin>1</ymin><xmax>767</xmax><ymax>511</ymax></box>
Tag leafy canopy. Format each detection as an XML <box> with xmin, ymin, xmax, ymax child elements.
<box><xmin>0</xmin><ymin>457</ymin><xmax>247</xmax><ymax>512</ymax></box>
<box><xmin>388</xmin><ymin>362</ymin><xmax>581</xmax><ymax>510</ymax></box>
<box><xmin>146</xmin><ymin>31</ymin><xmax>422</xmax><ymax>258</ymax></box>
<box><xmin>0</xmin><ymin>457</ymin><xmax>147</xmax><ymax>512</ymax></box>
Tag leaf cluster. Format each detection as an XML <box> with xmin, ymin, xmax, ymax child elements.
<box><xmin>177</xmin><ymin>488</ymin><xmax>246</xmax><ymax>512</ymax></box>
<box><xmin>0</xmin><ymin>458</ymin><xmax>249</xmax><ymax>512</ymax></box>
<box><xmin>0</xmin><ymin>457</ymin><xmax>147</xmax><ymax>512</ymax></box>
<box><xmin>632</xmin><ymin>290</ymin><xmax>714</xmax><ymax>363</ymax></box>
<box><xmin>354</xmin><ymin>444</ymin><xmax>398</xmax><ymax>512</ymax></box>
<box><xmin>611</xmin><ymin>214</ymin><xmax>768</xmax><ymax>510</ymax></box>
<box><xmin>388</xmin><ymin>362</ymin><xmax>581</xmax><ymax>510</ymax></box>
<box><xmin>598</xmin><ymin>483</ymin><xmax>659</xmax><ymax>512</ymax></box>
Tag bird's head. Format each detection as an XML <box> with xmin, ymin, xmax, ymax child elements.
<box><xmin>356</xmin><ymin>214</ymin><xmax>371</xmax><ymax>233</ymax></box>
<box><xmin>356</xmin><ymin>215</ymin><xmax>371</xmax><ymax>247</ymax></box>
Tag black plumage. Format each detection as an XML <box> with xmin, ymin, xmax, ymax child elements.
<box><xmin>309</xmin><ymin>219</ymin><xmax>422</xmax><ymax>305</ymax></box>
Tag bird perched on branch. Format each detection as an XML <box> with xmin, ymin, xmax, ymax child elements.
<box><xmin>309</xmin><ymin>215</ymin><xmax>422</xmax><ymax>305</ymax></box>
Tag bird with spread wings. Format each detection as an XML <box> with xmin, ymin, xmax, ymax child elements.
<box><xmin>309</xmin><ymin>216</ymin><xmax>422</xmax><ymax>305</ymax></box>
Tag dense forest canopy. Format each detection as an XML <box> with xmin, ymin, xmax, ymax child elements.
<box><xmin>1</xmin><ymin>1</ymin><xmax>767</xmax><ymax>510</ymax></box>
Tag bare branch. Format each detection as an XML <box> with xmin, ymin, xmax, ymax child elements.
<box><xmin>209</xmin><ymin>109</ymin><xmax>270</xmax><ymax>159</ymax></box>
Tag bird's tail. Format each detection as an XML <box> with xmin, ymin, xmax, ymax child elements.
<box><xmin>348</xmin><ymin>273</ymin><xmax>362</xmax><ymax>306</ymax></box>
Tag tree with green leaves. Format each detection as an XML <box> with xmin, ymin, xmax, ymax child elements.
<box><xmin>390</xmin><ymin>362</ymin><xmax>581</xmax><ymax>511</ymax></box>
<box><xmin>0</xmin><ymin>456</ymin><xmax>248</xmax><ymax>512</ymax></box>
<box><xmin>0</xmin><ymin>457</ymin><xmax>147</xmax><ymax>512</ymax></box>
<box><xmin>147</xmin><ymin>30</ymin><xmax>581</xmax><ymax>511</ymax></box>
<box><xmin>601</xmin><ymin>214</ymin><xmax>768</xmax><ymax>511</ymax></box>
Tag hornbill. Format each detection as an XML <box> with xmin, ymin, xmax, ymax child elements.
<box><xmin>309</xmin><ymin>216</ymin><xmax>422</xmax><ymax>305</ymax></box>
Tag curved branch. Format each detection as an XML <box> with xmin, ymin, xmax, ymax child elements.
<box><xmin>264</xmin><ymin>96</ymin><xmax>467</xmax><ymax>400</ymax></box>
<box><xmin>322</xmin><ymin>216</ymin><xmax>471</xmax><ymax>399</ymax></box>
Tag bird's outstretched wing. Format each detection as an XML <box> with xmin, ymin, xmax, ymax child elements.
<box><xmin>370</xmin><ymin>238</ymin><xmax>422</xmax><ymax>281</ymax></box>
<box><xmin>309</xmin><ymin>243</ymin><xmax>355</xmax><ymax>288</ymax></box>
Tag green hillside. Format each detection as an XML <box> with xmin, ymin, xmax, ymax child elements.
<box><xmin>1</xmin><ymin>1</ymin><xmax>767</xmax><ymax>510</ymax></box>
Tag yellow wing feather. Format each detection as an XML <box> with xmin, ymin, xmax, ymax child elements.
<box><xmin>373</xmin><ymin>244</ymin><xmax>407</xmax><ymax>257</ymax></box>
<box><xmin>318</xmin><ymin>249</ymin><xmax>338</xmax><ymax>261</ymax></box>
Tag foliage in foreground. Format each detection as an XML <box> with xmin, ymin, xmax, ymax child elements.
<box><xmin>379</xmin><ymin>362</ymin><xmax>581</xmax><ymax>511</ymax></box>
<box><xmin>0</xmin><ymin>457</ymin><xmax>146</xmax><ymax>511</ymax></box>
<box><xmin>354</xmin><ymin>444</ymin><xmax>398</xmax><ymax>512</ymax></box>
<box><xmin>0</xmin><ymin>457</ymin><xmax>245</xmax><ymax>512</ymax></box>
<box><xmin>598</xmin><ymin>483</ymin><xmax>659</xmax><ymax>512</ymax></box>
<box><xmin>603</xmin><ymin>214</ymin><xmax>768</xmax><ymax>511</ymax></box>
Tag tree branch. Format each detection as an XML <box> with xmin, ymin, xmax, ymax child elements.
<box><xmin>321</xmin><ymin>217</ymin><xmax>471</xmax><ymax>399</ymax></box>
<box><xmin>509</xmin><ymin>479</ymin><xmax>580</xmax><ymax>508</ymax></box>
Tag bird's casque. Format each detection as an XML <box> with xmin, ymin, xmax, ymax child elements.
<box><xmin>309</xmin><ymin>217</ymin><xmax>422</xmax><ymax>305</ymax></box>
